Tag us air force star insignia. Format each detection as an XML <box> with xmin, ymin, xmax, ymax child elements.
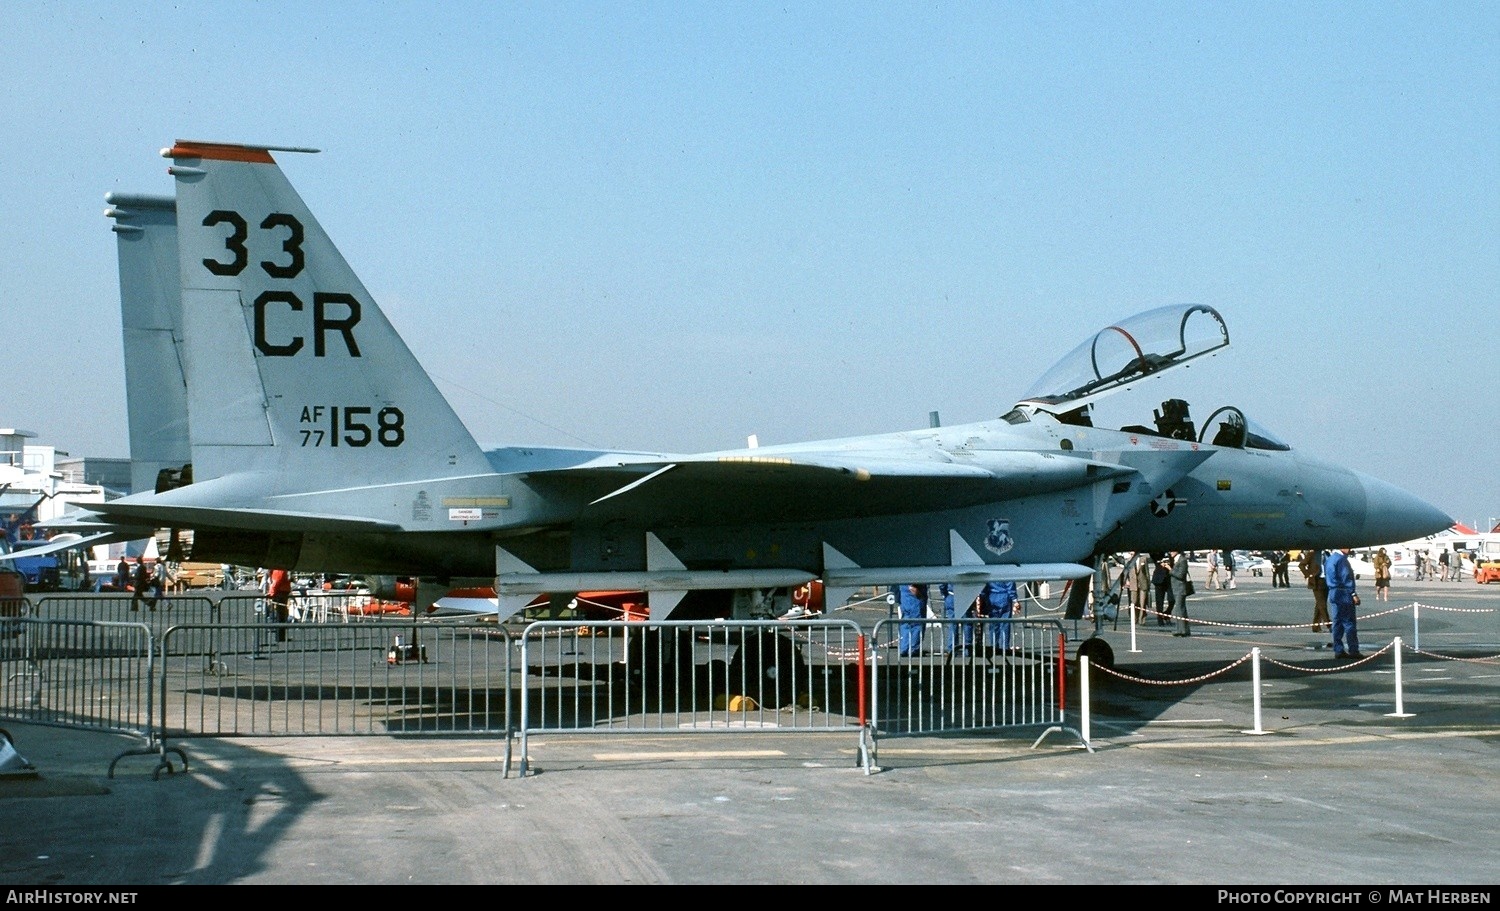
<box><xmin>1150</xmin><ymin>489</ymin><xmax>1187</xmax><ymax>518</ymax></box>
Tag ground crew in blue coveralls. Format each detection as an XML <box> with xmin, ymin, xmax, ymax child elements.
<box><xmin>980</xmin><ymin>580</ymin><xmax>1019</xmax><ymax>652</ymax></box>
<box><xmin>1322</xmin><ymin>547</ymin><xmax>1362</xmax><ymax>660</ymax></box>
<box><xmin>896</xmin><ymin>583</ymin><xmax>928</xmax><ymax>657</ymax></box>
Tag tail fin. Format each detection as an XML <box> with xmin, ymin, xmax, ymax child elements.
<box><xmin>163</xmin><ymin>141</ymin><xmax>491</xmax><ymax>489</ymax></box>
<box><xmin>105</xmin><ymin>192</ymin><xmax>191</xmax><ymax>496</ymax></box>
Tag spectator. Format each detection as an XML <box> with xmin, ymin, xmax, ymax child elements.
<box><xmin>1130</xmin><ymin>553</ymin><xmax>1153</xmax><ymax>626</ymax></box>
<box><xmin>131</xmin><ymin>560</ymin><xmax>154</xmax><ymax>611</ymax></box>
<box><xmin>1152</xmin><ymin>554</ymin><xmax>1174</xmax><ymax>626</ymax></box>
<box><xmin>1272</xmin><ymin>550</ymin><xmax>1291</xmax><ymax>588</ymax></box>
<box><xmin>269</xmin><ymin>568</ymin><xmax>293</xmax><ymax>642</ymax></box>
<box><xmin>149</xmin><ymin>563</ymin><xmax>168</xmax><ymax>606</ymax></box>
<box><xmin>1169</xmin><ymin>550</ymin><xmax>1192</xmax><ymax>637</ymax></box>
<box><xmin>159</xmin><ymin>561</ymin><xmax>180</xmax><ymax>593</ymax></box>
<box><xmin>1298</xmin><ymin>549</ymin><xmax>1331</xmax><ymax>635</ymax></box>
<box><xmin>1373</xmin><ymin>547</ymin><xmax>1393</xmax><ymax>602</ymax></box>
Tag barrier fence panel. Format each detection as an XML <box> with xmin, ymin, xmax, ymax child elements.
<box><xmin>0</xmin><ymin>617</ymin><xmax>155</xmax><ymax>741</ymax></box>
<box><xmin>871</xmin><ymin>617</ymin><xmax>1067</xmax><ymax>736</ymax></box>
<box><xmin>517</xmin><ymin>618</ymin><xmax>871</xmax><ymax>774</ymax></box>
<box><xmin>157</xmin><ymin>620</ymin><xmax>514</xmax><ymax>746</ymax></box>
<box><xmin>31</xmin><ymin>593</ymin><xmax>217</xmax><ymax>624</ymax></box>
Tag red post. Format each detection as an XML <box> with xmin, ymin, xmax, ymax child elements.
<box><xmin>856</xmin><ymin>633</ymin><xmax>868</xmax><ymax>727</ymax></box>
<box><xmin>1056</xmin><ymin>631</ymin><xmax>1067</xmax><ymax>714</ymax></box>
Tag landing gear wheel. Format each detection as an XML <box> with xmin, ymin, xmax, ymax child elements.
<box><xmin>1076</xmin><ymin>637</ymin><xmax>1114</xmax><ymax>671</ymax></box>
<box><xmin>727</xmin><ymin>631</ymin><xmax>804</xmax><ymax>708</ymax></box>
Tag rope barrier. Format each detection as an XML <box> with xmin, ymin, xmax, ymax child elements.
<box><xmin>1407</xmin><ymin>647</ymin><xmax>1500</xmax><ymax>664</ymax></box>
<box><xmin>1407</xmin><ymin>601</ymin><xmax>1497</xmax><ymax>614</ymax></box>
<box><xmin>1259</xmin><ymin>639</ymin><xmax>1394</xmax><ymax>673</ymax></box>
<box><xmin>1125</xmin><ymin>600</ymin><xmax>1495</xmax><ymax>633</ymax></box>
<box><xmin>1092</xmin><ymin>651</ymin><xmax>1254</xmax><ymax>685</ymax></box>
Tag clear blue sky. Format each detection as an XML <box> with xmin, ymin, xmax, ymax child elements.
<box><xmin>3</xmin><ymin>2</ymin><xmax>1496</xmax><ymax>530</ymax></box>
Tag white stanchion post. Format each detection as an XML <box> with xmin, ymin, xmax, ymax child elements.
<box><xmin>1242</xmin><ymin>647</ymin><xmax>1268</xmax><ymax>735</ymax></box>
<box><xmin>1129</xmin><ymin>601</ymin><xmax>1140</xmax><ymax>653</ymax></box>
<box><xmin>1412</xmin><ymin>603</ymin><xmax>1420</xmax><ymax>652</ymax></box>
<box><xmin>1080</xmin><ymin>655</ymin><xmax>1091</xmax><ymax>745</ymax></box>
<box><xmin>1387</xmin><ymin>636</ymin><xmax>1413</xmax><ymax>718</ymax></box>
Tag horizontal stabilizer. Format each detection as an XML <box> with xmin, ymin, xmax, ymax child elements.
<box><xmin>0</xmin><ymin>532</ymin><xmax>120</xmax><ymax>561</ymax></box>
<box><xmin>88</xmin><ymin>499</ymin><xmax>401</xmax><ymax>534</ymax></box>
<box><xmin>36</xmin><ymin>510</ymin><xmax>158</xmax><ymax>538</ymax></box>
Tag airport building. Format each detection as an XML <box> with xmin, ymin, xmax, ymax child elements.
<box><xmin>1</xmin><ymin>428</ymin><xmax>122</xmax><ymax>531</ymax></box>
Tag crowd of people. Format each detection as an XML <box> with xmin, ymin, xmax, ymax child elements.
<box><xmin>1410</xmin><ymin>548</ymin><xmax>1473</xmax><ymax>582</ymax></box>
<box><xmin>886</xmin><ymin>544</ymin><xmax>1417</xmax><ymax>660</ymax></box>
<box><xmin>892</xmin><ymin>580</ymin><xmax>1023</xmax><ymax>657</ymax></box>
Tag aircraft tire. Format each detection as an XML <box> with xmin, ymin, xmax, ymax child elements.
<box><xmin>1076</xmin><ymin>637</ymin><xmax>1114</xmax><ymax>671</ymax></box>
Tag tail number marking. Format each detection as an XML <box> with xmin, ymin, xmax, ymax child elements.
<box><xmin>201</xmin><ymin>210</ymin><xmax>362</xmax><ymax>358</ymax></box>
<box><xmin>298</xmin><ymin>405</ymin><xmax>405</xmax><ymax>448</ymax></box>
<box><xmin>202</xmin><ymin>210</ymin><xmax>305</xmax><ymax>279</ymax></box>
<box><xmin>255</xmin><ymin>291</ymin><xmax>361</xmax><ymax>357</ymax></box>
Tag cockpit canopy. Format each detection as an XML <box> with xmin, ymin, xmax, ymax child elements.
<box><xmin>1018</xmin><ymin>304</ymin><xmax>1229</xmax><ymax>411</ymax></box>
<box><xmin>1006</xmin><ymin>304</ymin><xmax>1291</xmax><ymax>451</ymax></box>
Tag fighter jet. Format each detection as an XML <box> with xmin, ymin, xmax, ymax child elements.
<box><xmin>57</xmin><ymin>140</ymin><xmax>1453</xmax><ymax>621</ymax></box>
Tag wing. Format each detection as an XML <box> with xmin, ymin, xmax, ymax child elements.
<box><xmin>0</xmin><ymin>532</ymin><xmax>122</xmax><ymax>561</ymax></box>
<box><xmin>528</xmin><ymin>448</ymin><xmax>1135</xmax><ymax>526</ymax></box>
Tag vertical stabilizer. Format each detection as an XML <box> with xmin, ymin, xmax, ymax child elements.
<box><xmin>163</xmin><ymin>141</ymin><xmax>491</xmax><ymax>489</ymax></box>
<box><xmin>106</xmin><ymin>193</ymin><xmax>189</xmax><ymax>496</ymax></box>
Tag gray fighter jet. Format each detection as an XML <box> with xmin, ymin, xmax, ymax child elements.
<box><xmin>48</xmin><ymin>141</ymin><xmax>1452</xmax><ymax>622</ymax></box>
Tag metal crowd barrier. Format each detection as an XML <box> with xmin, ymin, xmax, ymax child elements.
<box><xmin>31</xmin><ymin>592</ymin><xmax>218</xmax><ymax>623</ymax></box>
<box><xmin>515</xmin><ymin>618</ymin><xmax>874</xmax><ymax>774</ymax></box>
<box><xmin>870</xmin><ymin>617</ymin><xmax>1078</xmax><ymax>747</ymax></box>
<box><xmin>1</xmin><ymin>606</ymin><xmax>1081</xmax><ymax>778</ymax></box>
<box><xmin>156</xmin><ymin>619</ymin><xmax>515</xmax><ymax>773</ymax></box>
<box><xmin>0</xmin><ymin>615</ymin><xmax>182</xmax><ymax>776</ymax></box>
<box><xmin>0</xmin><ymin>616</ymin><xmax>154</xmax><ymax>736</ymax></box>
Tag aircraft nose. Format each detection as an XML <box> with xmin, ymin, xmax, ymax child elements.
<box><xmin>1358</xmin><ymin>473</ymin><xmax>1452</xmax><ymax>544</ymax></box>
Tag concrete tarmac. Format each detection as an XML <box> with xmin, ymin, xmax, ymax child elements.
<box><xmin>1</xmin><ymin>575</ymin><xmax>1496</xmax><ymax>886</ymax></box>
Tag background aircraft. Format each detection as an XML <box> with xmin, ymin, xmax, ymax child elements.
<box><xmin>59</xmin><ymin>140</ymin><xmax>1452</xmax><ymax>623</ymax></box>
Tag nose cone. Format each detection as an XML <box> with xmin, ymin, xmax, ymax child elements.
<box><xmin>1358</xmin><ymin>473</ymin><xmax>1453</xmax><ymax>544</ymax></box>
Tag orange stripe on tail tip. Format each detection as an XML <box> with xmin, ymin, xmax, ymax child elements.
<box><xmin>165</xmin><ymin>141</ymin><xmax>276</xmax><ymax>163</ymax></box>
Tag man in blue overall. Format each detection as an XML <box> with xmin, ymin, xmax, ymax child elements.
<box><xmin>897</xmin><ymin>583</ymin><xmax>928</xmax><ymax>657</ymax></box>
<box><xmin>980</xmin><ymin>580</ymin><xmax>1019</xmax><ymax>653</ymax></box>
<box><xmin>1322</xmin><ymin>547</ymin><xmax>1362</xmax><ymax>660</ymax></box>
